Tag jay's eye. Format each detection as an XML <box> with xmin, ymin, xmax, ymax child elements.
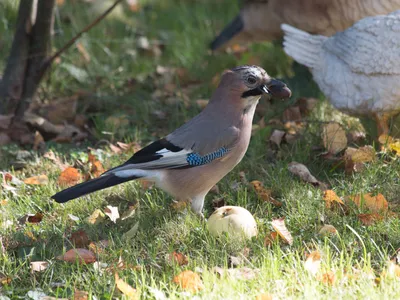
<box><xmin>247</xmin><ymin>76</ymin><xmax>257</xmax><ymax>85</ymax></box>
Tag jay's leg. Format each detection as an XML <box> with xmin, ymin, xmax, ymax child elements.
<box><xmin>190</xmin><ymin>194</ymin><xmax>206</xmax><ymax>219</ymax></box>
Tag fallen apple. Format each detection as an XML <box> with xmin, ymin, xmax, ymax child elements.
<box><xmin>207</xmin><ymin>206</ymin><xmax>257</xmax><ymax>239</ymax></box>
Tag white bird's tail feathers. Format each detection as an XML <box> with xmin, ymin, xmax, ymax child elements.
<box><xmin>281</xmin><ymin>24</ymin><xmax>328</xmax><ymax>69</ymax></box>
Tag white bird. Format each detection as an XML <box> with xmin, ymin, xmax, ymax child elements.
<box><xmin>281</xmin><ymin>10</ymin><xmax>400</xmax><ymax>136</ymax></box>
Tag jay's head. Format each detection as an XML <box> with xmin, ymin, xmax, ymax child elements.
<box><xmin>219</xmin><ymin>65</ymin><xmax>291</xmax><ymax>106</ymax></box>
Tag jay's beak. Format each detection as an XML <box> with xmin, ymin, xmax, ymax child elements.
<box><xmin>262</xmin><ymin>79</ymin><xmax>292</xmax><ymax>99</ymax></box>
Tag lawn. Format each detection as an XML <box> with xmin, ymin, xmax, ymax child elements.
<box><xmin>1</xmin><ymin>0</ymin><xmax>400</xmax><ymax>299</ymax></box>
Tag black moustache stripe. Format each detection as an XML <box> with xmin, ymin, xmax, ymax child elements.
<box><xmin>241</xmin><ymin>87</ymin><xmax>263</xmax><ymax>98</ymax></box>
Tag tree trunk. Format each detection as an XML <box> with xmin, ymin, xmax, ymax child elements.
<box><xmin>15</xmin><ymin>0</ymin><xmax>56</xmax><ymax>119</ymax></box>
<box><xmin>0</xmin><ymin>0</ymin><xmax>35</xmax><ymax>114</ymax></box>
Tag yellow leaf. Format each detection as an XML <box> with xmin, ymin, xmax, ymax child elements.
<box><xmin>318</xmin><ymin>225</ymin><xmax>338</xmax><ymax>236</ymax></box>
<box><xmin>173</xmin><ymin>270</ymin><xmax>204</xmax><ymax>293</ymax></box>
<box><xmin>115</xmin><ymin>273</ymin><xmax>139</xmax><ymax>299</ymax></box>
<box><xmin>323</xmin><ymin>190</ymin><xmax>344</xmax><ymax>209</ymax></box>
<box><xmin>23</xmin><ymin>174</ymin><xmax>49</xmax><ymax>185</ymax></box>
<box><xmin>322</xmin><ymin>123</ymin><xmax>347</xmax><ymax>154</ymax></box>
<box><xmin>271</xmin><ymin>218</ymin><xmax>293</xmax><ymax>245</ymax></box>
<box><xmin>87</xmin><ymin>209</ymin><xmax>105</xmax><ymax>225</ymax></box>
<box><xmin>389</xmin><ymin>141</ymin><xmax>400</xmax><ymax>155</ymax></box>
<box><xmin>349</xmin><ymin>193</ymin><xmax>388</xmax><ymax>213</ymax></box>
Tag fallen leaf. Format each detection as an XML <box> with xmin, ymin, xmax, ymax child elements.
<box><xmin>269</xmin><ymin>129</ymin><xmax>286</xmax><ymax>147</ymax></box>
<box><xmin>122</xmin><ymin>222</ymin><xmax>139</xmax><ymax>240</ymax></box>
<box><xmin>348</xmin><ymin>146</ymin><xmax>375</xmax><ymax>163</ymax></box>
<box><xmin>30</xmin><ymin>261</ymin><xmax>49</xmax><ymax>273</ymax></box>
<box><xmin>264</xmin><ymin>232</ymin><xmax>279</xmax><ymax>247</ymax></box>
<box><xmin>73</xmin><ymin>290</ymin><xmax>89</xmax><ymax>300</ymax></box>
<box><xmin>378</xmin><ymin>134</ymin><xmax>394</xmax><ymax>145</ymax></box>
<box><xmin>386</xmin><ymin>261</ymin><xmax>400</xmax><ymax>278</ymax></box>
<box><xmin>167</xmin><ymin>252</ymin><xmax>189</xmax><ymax>266</ymax></box>
<box><xmin>19</xmin><ymin>212</ymin><xmax>43</xmax><ymax>225</ymax></box>
<box><xmin>349</xmin><ymin>193</ymin><xmax>388</xmax><ymax>213</ymax></box>
<box><xmin>104</xmin><ymin>205</ymin><xmax>120</xmax><ymax>223</ymax></box>
<box><xmin>304</xmin><ymin>251</ymin><xmax>321</xmax><ymax>276</ymax></box>
<box><xmin>115</xmin><ymin>273</ymin><xmax>139</xmax><ymax>299</ymax></box>
<box><xmin>69</xmin><ymin>229</ymin><xmax>90</xmax><ymax>248</ymax></box>
<box><xmin>288</xmin><ymin>162</ymin><xmax>326</xmax><ymax>189</ymax></box>
<box><xmin>318</xmin><ymin>225</ymin><xmax>338</xmax><ymax>236</ymax></box>
<box><xmin>173</xmin><ymin>270</ymin><xmax>204</xmax><ymax>293</ymax></box>
<box><xmin>358</xmin><ymin>213</ymin><xmax>384</xmax><ymax>225</ymax></box>
<box><xmin>322</xmin><ymin>123</ymin><xmax>347</xmax><ymax>155</ymax></box>
<box><xmin>271</xmin><ymin>218</ymin><xmax>293</xmax><ymax>245</ymax></box>
<box><xmin>87</xmin><ymin>209</ymin><xmax>105</xmax><ymax>225</ymax></box>
<box><xmin>318</xmin><ymin>271</ymin><xmax>336</xmax><ymax>286</ymax></box>
<box><xmin>121</xmin><ymin>202</ymin><xmax>139</xmax><ymax>220</ymax></box>
<box><xmin>250</xmin><ymin>181</ymin><xmax>282</xmax><ymax>207</ymax></box>
<box><xmin>57</xmin><ymin>167</ymin><xmax>81</xmax><ymax>187</ymax></box>
<box><xmin>283</xmin><ymin>106</ymin><xmax>302</xmax><ymax>123</ymax></box>
<box><xmin>170</xmin><ymin>199</ymin><xmax>189</xmax><ymax>211</ymax></box>
<box><xmin>0</xmin><ymin>274</ymin><xmax>11</xmax><ymax>285</ymax></box>
<box><xmin>212</xmin><ymin>196</ymin><xmax>226</xmax><ymax>209</ymax></box>
<box><xmin>88</xmin><ymin>240</ymin><xmax>109</xmax><ymax>255</ymax></box>
<box><xmin>23</xmin><ymin>174</ymin><xmax>49</xmax><ymax>185</ymax></box>
<box><xmin>196</xmin><ymin>99</ymin><xmax>209</xmax><ymax>109</ymax></box>
<box><xmin>86</xmin><ymin>152</ymin><xmax>105</xmax><ymax>179</ymax></box>
<box><xmin>33</xmin><ymin>131</ymin><xmax>45</xmax><ymax>151</ymax></box>
<box><xmin>43</xmin><ymin>150</ymin><xmax>69</xmax><ymax>170</ymax></box>
<box><xmin>57</xmin><ymin>248</ymin><xmax>96</xmax><ymax>264</ymax></box>
<box><xmin>256</xmin><ymin>293</ymin><xmax>273</xmax><ymax>300</ymax></box>
<box><xmin>323</xmin><ymin>190</ymin><xmax>344</xmax><ymax>209</ymax></box>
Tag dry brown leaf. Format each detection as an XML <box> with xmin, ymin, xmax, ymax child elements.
<box><xmin>87</xmin><ymin>209</ymin><xmax>105</xmax><ymax>225</ymax></box>
<box><xmin>57</xmin><ymin>248</ymin><xmax>96</xmax><ymax>264</ymax></box>
<box><xmin>358</xmin><ymin>213</ymin><xmax>384</xmax><ymax>226</ymax></box>
<box><xmin>167</xmin><ymin>252</ymin><xmax>189</xmax><ymax>266</ymax></box>
<box><xmin>264</xmin><ymin>232</ymin><xmax>279</xmax><ymax>247</ymax></box>
<box><xmin>323</xmin><ymin>190</ymin><xmax>344</xmax><ymax>209</ymax></box>
<box><xmin>318</xmin><ymin>271</ymin><xmax>336</xmax><ymax>286</ymax></box>
<box><xmin>57</xmin><ymin>167</ymin><xmax>81</xmax><ymax>187</ymax></box>
<box><xmin>196</xmin><ymin>99</ymin><xmax>209</xmax><ymax>109</ymax></box>
<box><xmin>43</xmin><ymin>150</ymin><xmax>69</xmax><ymax>170</ymax></box>
<box><xmin>271</xmin><ymin>218</ymin><xmax>293</xmax><ymax>245</ymax></box>
<box><xmin>73</xmin><ymin>290</ymin><xmax>89</xmax><ymax>300</ymax></box>
<box><xmin>322</xmin><ymin>123</ymin><xmax>347</xmax><ymax>154</ymax></box>
<box><xmin>104</xmin><ymin>205</ymin><xmax>120</xmax><ymax>223</ymax></box>
<box><xmin>318</xmin><ymin>225</ymin><xmax>338</xmax><ymax>236</ymax></box>
<box><xmin>349</xmin><ymin>146</ymin><xmax>375</xmax><ymax>163</ymax></box>
<box><xmin>19</xmin><ymin>212</ymin><xmax>43</xmax><ymax>225</ymax></box>
<box><xmin>173</xmin><ymin>270</ymin><xmax>204</xmax><ymax>293</ymax></box>
<box><xmin>33</xmin><ymin>131</ymin><xmax>45</xmax><ymax>151</ymax></box>
<box><xmin>269</xmin><ymin>130</ymin><xmax>286</xmax><ymax>147</ymax></box>
<box><xmin>69</xmin><ymin>229</ymin><xmax>90</xmax><ymax>248</ymax></box>
<box><xmin>349</xmin><ymin>193</ymin><xmax>388</xmax><ymax>213</ymax></box>
<box><xmin>30</xmin><ymin>261</ymin><xmax>49</xmax><ymax>273</ymax></box>
<box><xmin>170</xmin><ymin>199</ymin><xmax>189</xmax><ymax>211</ymax></box>
<box><xmin>0</xmin><ymin>274</ymin><xmax>11</xmax><ymax>285</ymax></box>
<box><xmin>304</xmin><ymin>251</ymin><xmax>321</xmax><ymax>276</ymax></box>
<box><xmin>115</xmin><ymin>273</ymin><xmax>139</xmax><ymax>299</ymax></box>
<box><xmin>283</xmin><ymin>106</ymin><xmax>302</xmax><ymax>123</ymax></box>
<box><xmin>23</xmin><ymin>174</ymin><xmax>49</xmax><ymax>185</ymax></box>
<box><xmin>88</xmin><ymin>240</ymin><xmax>109</xmax><ymax>255</ymax></box>
<box><xmin>288</xmin><ymin>162</ymin><xmax>326</xmax><ymax>189</ymax></box>
<box><xmin>250</xmin><ymin>180</ymin><xmax>282</xmax><ymax>207</ymax></box>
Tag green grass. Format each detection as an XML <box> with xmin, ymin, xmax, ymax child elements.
<box><xmin>1</xmin><ymin>0</ymin><xmax>400</xmax><ymax>299</ymax></box>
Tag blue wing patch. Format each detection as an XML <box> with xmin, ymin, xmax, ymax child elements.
<box><xmin>186</xmin><ymin>147</ymin><xmax>229</xmax><ymax>166</ymax></box>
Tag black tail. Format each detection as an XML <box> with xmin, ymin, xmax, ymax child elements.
<box><xmin>51</xmin><ymin>174</ymin><xmax>140</xmax><ymax>203</ymax></box>
<box><xmin>210</xmin><ymin>15</ymin><xmax>244</xmax><ymax>50</ymax></box>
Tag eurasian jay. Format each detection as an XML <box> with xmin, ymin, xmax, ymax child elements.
<box><xmin>210</xmin><ymin>0</ymin><xmax>400</xmax><ymax>51</ymax></box>
<box><xmin>52</xmin><ymin>65</ymin><xmax>291</xmax><ymax>215</ymax></box>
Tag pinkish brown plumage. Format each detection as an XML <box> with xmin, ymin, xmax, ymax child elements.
<box><xmin>52</xmin><ymin>66</ymin><xmax>291</xmax><ymax>215</ymax></box>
